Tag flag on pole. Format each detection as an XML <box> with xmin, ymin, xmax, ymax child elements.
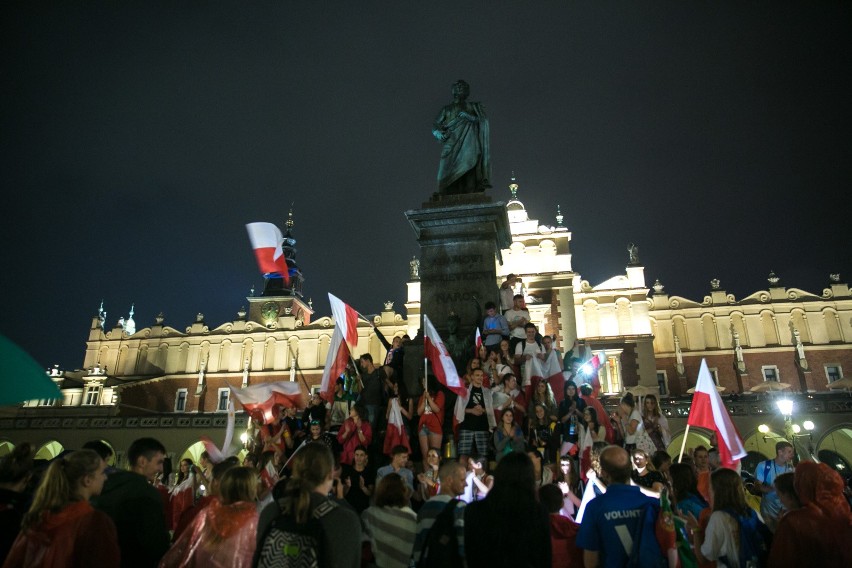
<box><xmin>319</xmin><ymin>326</ymin><xmax>351</xmax><ymax>402</ymax></box>
<box><xmin>474</xmin><ymin>327</ymin><xmax>482</xmax><ymax>357</ymax></box>
<box><xmin>328</xmin><ymin>293</ymin><xmax>360</xmax><ymax>348</ymax></box>
<box><xmin>530</xmin><ymin>349</ymin><xmax>566</xmax><ymax>403</ymax></box>
<box><xmin>245</xmin><ymin>222</ymin><xmax>290</xmax><ymax>285</ymax></box>
<box><xmin>579</xmin><ymin>421</ymin><xmax>594</xmax><ymax>482</ymax></box>
<box><xmin>198</xmin><ymin>400</ymin><xmax>237</xmax><ymax>464</ymax></box>
<box><xmin>423</xmin><ymin>315</ymin><xmax>466</xmax><ymax>396</ymax></box>
<box><xmin>687</xmin><ymin>359</ymin><xmax>747</xmax><ymax>469</ymax></box>
<box><xmin>230</xmin><ymin>382</ymin><xmax>303</xmax><ymax>425</ymax></box>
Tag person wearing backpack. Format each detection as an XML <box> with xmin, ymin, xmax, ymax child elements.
<box><xmin>688</xmin><ymin>467</ymin><xmax>770</xmax><ymax>568</ymax></box>
<box><xmin>254</xmin><ymin>443</ymin><xmax>361</xmax><ymax>568</ymax></box>
<box><xmin>411</xmin><ymin>461</ymin><xmax>468</xmax><ymax>568</ymax></box>
<box><xmin>576</xmin><ymin>446</ymin><xmax>664</xmax><ymax>568</ymax></box>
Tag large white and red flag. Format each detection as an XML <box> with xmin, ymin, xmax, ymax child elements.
<box><xmin>230</xmin><ymin>381</ymin><xmax>303</xmax><ymax>424</ymax></box>
<box><xmin>383</xmin><ymin>397</ymin><xmax>412</xmax><ymax>455</ymax></box>
<box><xmin>328</xmin><ymin>293</ymin><xmax>359</xmax><ymax>347</ymax></box>
<box><xmin>687</xmin><ymin>359</ymin><xmax>747</xmax><ymax>469</ymax></box>
<box><xmin>423</xmin><ymin>315</ymin><xmax>466</xmax><ymax>396</ymax></box>
<box><xmin>529</xmin><ymin>349</ymin><xmax>566</xmax><ymax>403</ymax></box>
<box><xmin>579</xmin><ymin>348</ymin><xmax>603</xmax><ymax>396</ymax></box>
<box><xmin>319</xmin><ymin>326</ymin><xmax>350</xmax><ymax>402</ymax></box>
<box><xmin>246</xmin><ymin>222</ymin><xmax>290</xmax><ymax>285</ymax></box>
<box><xmin>474</xmin><ymin>328</ymin><xmax>482</xmax><ymax>357</ymax></box>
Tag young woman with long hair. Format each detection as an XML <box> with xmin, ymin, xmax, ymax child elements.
<box><xmin>528</xmin><ymin>380</ymin><xmax>558</xmax><ymax>423</ymax></box>
<box><xmin>493</xmin><ymin>408</ymin><xmax>525</xmax><ymax>462</ymax></box>
<box><xmin>581</xmin><ymin>406</ymin><xmax>606</xmax><ymax>443</ymax></box>
<box><xmin>464</xmin><ymin>452</ymin><xmax>551</xmax><ymax>568</ymax></box>
<box><xmin>361</xmin><ymin>473</ymin><xmax>418</xmax><ymax>568</ymax></box>
<box><xmin>255</xmin><ymin>443</ymin><xmax>361</xmax><ymax>568</ymax></box>
<box><xmin>161</xmin><ymin>466</ymin><xmax>259</xmax><ymax>568</ymax></box>
<box><xmin>5</xmin><ymin>449</ymin><xmax>118</xmax><ymax>567</ymax></box>
<box><xmin>415</xmin><ymin>447</ymin><xmax>442</xmax><ymax>503</ymax></box>
<box><xmin>640</xmin><ymin>394</ymin><xmax>671</xmax><ymax>453</ymax></box>
<box><xmin>614</xmin><ymin>392</ymin><xmax>641</xmax><ymax>450</ymax></box>
<box><xmin>689</xmin><ymin>467</ymin><xmax>767</xmax><ymax>567</ymax></box>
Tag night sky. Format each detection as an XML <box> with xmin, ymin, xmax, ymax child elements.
<box><xmin>2</xmin><ymin>2</ymin><xmax>850</xmax><ymax>371</ymax></box>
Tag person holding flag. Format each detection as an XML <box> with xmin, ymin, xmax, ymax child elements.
<box><xmin>679</xmin><ymin>359</ymin><xmax>747</xmax><ymax>471</ymax></box>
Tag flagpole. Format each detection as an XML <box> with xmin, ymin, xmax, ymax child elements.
<box><xmin>678</xmin><ymin>424</ymin><xmax>691</xmax><ymax>462</ymax></box>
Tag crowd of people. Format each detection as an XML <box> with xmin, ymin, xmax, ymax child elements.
<box><xmin>1</xmin><ymin>293</ymin><xmax>851</xmax><ymax>567</ymax></box>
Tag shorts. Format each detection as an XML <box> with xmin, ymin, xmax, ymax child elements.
<box><xmin>458</xmin><ymin>429</ymin><xmax>489</xmax><ymax>457</ymax></box>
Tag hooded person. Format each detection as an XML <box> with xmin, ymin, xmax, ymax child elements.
<box><xmin>768</xmin><ymin>461</ymin><xmax>852</xmax><ymax>568</ymax></box>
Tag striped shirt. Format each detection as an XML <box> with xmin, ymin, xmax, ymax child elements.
<box><xmin>361</xmin><ymin>506</ymin><xmax>417</xmax><ymax>568</ymax></box>
<box><xmin>411</xmin><ymin>495</ymin><xmax>466</xmax><ymax>563</ymax></box>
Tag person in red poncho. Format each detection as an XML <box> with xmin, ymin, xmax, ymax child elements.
<box><xmin>4</xmin><ymin>449</ymin><xmax>119</xmax><ymax>568</ymax></box>
<box><xmin>160</xmin><ymin>467</ymin><xmax>258</xmax><ymax>568</ymax></box>
<box><xmin>768</xmin><ymin>461</ymin><xmax>852</xmax><ymax>568</ymax></box>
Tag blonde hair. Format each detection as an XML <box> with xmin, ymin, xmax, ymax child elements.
<box><xmin>219</xmin><ymin>466</ymin><xmax>258</xmax><ymax>505</ymax></box>
<box><xmin>22</xmin><ymin>450</ymin><xmax>102</xmax><ymax>530</ymax></box>
<box><xmin>279</xmin><ymin>443</ymin><xmax>333</xmax><ymax>523</ymax></box>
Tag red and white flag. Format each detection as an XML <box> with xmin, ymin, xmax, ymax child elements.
<box><xmin>383</xmin><ymin>398</ymin><xmax>412</xmax><ymax>455</ymax></box>
<box><xmin>530</xmin><ymin>350</ymin><xmax>566</xmax><ymax>403</ymax></box>
<box><xmin>688</xmin><ymin>359</ymin><xmax>747</xmax><ymax>469</ymax></box>
<box><xmin>246</xmin><ymin>222</ymin><xmax>290</xmax><ymax>285</ymax></box>
<box><xmin>319</xmin><ymin>326</ymin><xmax>351</xmax><ymax>402</ymax></box>
<box><xmin>579</xmin><ymin>422</ymin><xmax>594</xmax><ymax>482</ymax></box>
<box><xmin>423</xmin><ymin>315</ymin><xmax>465</xmax><ymax>396</ymax></box>
<box><xmin>474</xmin><ymin>328</ymin><xmax>482</xmax><ymax>357</ymax></box>
<box><xmin>328</xmin><ymin>293</ymin><xmax>359</xmax><ymax>348</ymax></box>
<box><xmin>230</xmin><ymin>382</ymin><xmax>303</xmax><ymax>424</ymax></box>
<box><xmin>579</xmin><ymin>349</ymin><xmax>603</xmax><ymax>396</ymax></box>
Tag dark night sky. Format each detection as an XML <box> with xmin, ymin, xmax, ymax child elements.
<box><xmin>2</xmin><ymin>2</ymin><xmax>850</xmax><ymax>370</ymax></box>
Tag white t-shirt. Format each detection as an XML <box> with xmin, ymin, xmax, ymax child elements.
<box><xmin>701</xmin><ymin>510</ymin><xmax>741</xmax><ymax>567</ymax></box>
<box><xmin>622</xmin><ymin>408</ymin><xmax>642</xmax><ymax>445</ymax></box>
<box><xmin>504</xmin><ymin>308</ymin><xmax>531</xmax><ymax>339</ymax></box>
<box><xmin>516</xmin><ymin>340</ymin><xmax>544</xmax><ymax>386</ymax></box>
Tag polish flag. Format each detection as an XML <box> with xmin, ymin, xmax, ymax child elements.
<box><xmin>688</xmin><ymin>359</ymin><xmax>746</xmax><ymax>469</ymax></box>
<box><xmin>246</xmin><ymin>222</ymin><xmax>290</xmax><ymax>285</ymax></box>
<box><xmin>383</xmin><ymin>397</ymin><xmax>411</xmax><ymax>455</ymax></box>
<box><xmin>319</xmin><ymin>326</ymin><xmax>351</xmax><ymax>402</ymax></box>
<box><xmin>168</xmin><ymin>475</ymin><xmax>195</xmax><ymax>530</ymax></box>
<box><xmin>423</xmin><ymin>315</ymin><xmax>465</xmax><ymax>396</ymax></box>
<box><xmin>474</xmin><ymin>328</ymin><xmax>482</xmax><ymax>357</ymax></box>
<box><xmin>328</xmin><ymin>293</ymin><xmax>359</xmax><ymax>348</ymax></box>
<box><xmin>230</xmin><ymin>382</ymin><xmax>303</xmax><ymax>425</ymax></box>
<box><xmin>578</xmin><ymin>421</ymin><xmax>594</xmax><ymax>482</ymax></box>
<box><xmin>530</xmin><ymin>349</ymin><xmax>566</xmax><ymax>403</ymax></box>
<box><xmin>579</xmin><ymin>349</ymin><xmax>603</xmax><ymax>396</ymax></box>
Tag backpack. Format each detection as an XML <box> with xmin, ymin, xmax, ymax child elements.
<box><xmin>417</xmin><ymin>498</ymin><xmax>464</xmax><ymax>568</ymax></box>
<box><xmin>627</xmin><ymin>502</ymin><xmax>666</xmax><ymax>568</ymax></box>
<box><xmin>256</xmin><ymin>498</ymin><xmax>338</xmax><ymax>568</ymax></box>
<box><xmin>721</xmin><ymin>509</ymin><xmax>771</xmax><ymax>568</ymax></box>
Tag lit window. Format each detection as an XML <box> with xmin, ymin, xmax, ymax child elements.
<box><xmin>761</xmin><ymin>366</ymin><xmax>779</xmax><ymax>382</ymax></box>
<box><xmin>175</xmin><ymin>389</ymin><xmax>188</xmax><ymax>412</ymax></box>
<box><xmin>83</xmin><ymin>386</ymin><xmax>101</xmax><ymax>406</ymax></box>
<box><xmin>826</xmin><ymin>365</ymin><xmax>842</xmax><ymax>383</ymax></box>
<box><xmin>217</xmin><ymin>389</ymin><xmax>230</xmax><ymax>412</ymax></box>
<box><xmin>603</xmin><ymin>355</ymin><xmax>622</xmax><ymax>393</ymax></box>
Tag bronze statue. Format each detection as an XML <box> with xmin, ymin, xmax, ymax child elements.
<box><xmin>432</xmin><ymin>80</ymin><xmax>491</xmax><ymax>196</ymax></box>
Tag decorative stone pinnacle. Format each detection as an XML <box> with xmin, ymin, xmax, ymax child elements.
<box><xmin>556</xmin><ymin>205</ymin><xmax>564</xmax><ymax>226</ymax></box>
<box><xmin>653</xmin><ymin>279</ymin><xmax>665</xmax><ymax>294</ymax></box>
<box><xmin>767</xmin><ymin>271</ymin><xmax>780</xmax><ymax>286</ymax></box>
<box><xmin>829</xmin><ymin>273</ymin><xmax>840</xmax><ymax>283</ymax></box>
<box><xmin>710</xmin><ymin>278</ymin><xmax>720</xmax><ymax>290</ymax></box>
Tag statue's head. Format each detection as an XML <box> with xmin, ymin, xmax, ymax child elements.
<box><xmin>447</xmin><ymin>312</ymin><xmax>460</xmax><ymax>334</ymax></box>
<box><xmin>452</xmin><ymin>80</ymin><xmax>470</xmax><ymax>99</ymax></box>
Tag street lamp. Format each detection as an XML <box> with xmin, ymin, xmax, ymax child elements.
<box><xmin>775</xmin><ymin>398</ymin><xmax>815</xmax><ymax>463</ymax></box>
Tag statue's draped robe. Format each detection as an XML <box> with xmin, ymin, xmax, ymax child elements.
<box><xmin>435</xmin><ymin>102</ymin><xmax>491</xmax><ymax>193</ymax></box>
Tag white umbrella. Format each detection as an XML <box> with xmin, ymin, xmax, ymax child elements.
<box><xmin>749</xmin><ymin>381</ymin><xmax>792</xmax><ymax>393</ymax></box>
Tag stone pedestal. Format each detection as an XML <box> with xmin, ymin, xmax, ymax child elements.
<box><xmin>405</xmin><ymin>196</ymin><xmax>511</xmax><ymax>340</ymax></box>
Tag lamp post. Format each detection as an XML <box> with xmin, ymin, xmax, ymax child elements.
<box><xmin>775</xmin><ymin>398</ymin><xmax>815</xmax><ymax>463</ymax></box>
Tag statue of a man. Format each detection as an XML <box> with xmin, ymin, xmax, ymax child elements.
<box><xmin>432</xmin><ymin>80</ymin><xmax>491</xmax><ymax>196</ymax></box>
